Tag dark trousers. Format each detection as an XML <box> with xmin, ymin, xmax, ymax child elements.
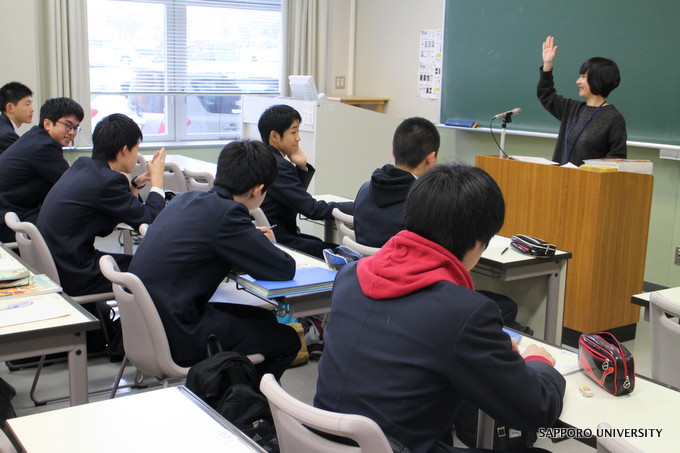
<box><xmin>276</xmin><ymin>231</ymin><xmax>338</xmax><ymax>259</ymax></box>
<box><xmin>213</xmin><ymin>304</ymin><xmax>300</xmax><ymax>380</ymax></box>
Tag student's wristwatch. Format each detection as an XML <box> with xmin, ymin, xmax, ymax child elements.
<box><xmin>131</xmin><ymin>176</ymin><xmax>146</xmax><ymax>190</ymax></box>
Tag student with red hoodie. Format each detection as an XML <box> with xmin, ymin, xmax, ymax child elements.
<box><xmin>315</xmin><ymin>164</ymin><xmax>565</xmax><ymax>453</ymax></box>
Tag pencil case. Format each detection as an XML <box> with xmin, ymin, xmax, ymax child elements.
<box><xmin>578</xmin><ymin>332</ymin><xmax>635</xmax><ymax>396</ymax></box>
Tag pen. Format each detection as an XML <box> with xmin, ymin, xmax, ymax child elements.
<box><xmin>269</xmin><ymin>224</ymin><xmax>278</xmax><ymax>229</ymax></box>
<box><xmin>501</xmin><ymin>247</ymin><xmax>509</xmax><ymax>255</ymax></box>
<box><xmin>0</xmin><ymin>300</ymin><xmax>33</xmax><ymax>311</ymax></box>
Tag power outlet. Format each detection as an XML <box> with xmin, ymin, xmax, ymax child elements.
<box><xmin>334</xmin><ymin>76</ymin><xmax>345</xmax><ymax>90</ymax></box>
<box><xmin>675</xmin><ymin>247</ymin><xmax>680</xmax><ymax>265</ymax></box>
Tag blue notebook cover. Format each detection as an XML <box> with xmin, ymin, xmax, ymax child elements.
<box><xmin>503</xmin><ymin>328</ymin><xmax>522</xmax><ymax>344</ymax></box>
<box><xmin>238</xmin><ymin>267</ymin><xmax>337</xmax><ymax>297</ymax></box>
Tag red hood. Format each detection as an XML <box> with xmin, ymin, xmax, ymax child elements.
<box><xmin>357</xmin><ymin>230</ymin><xmax>474</xmax><ymax>299</ymax></box>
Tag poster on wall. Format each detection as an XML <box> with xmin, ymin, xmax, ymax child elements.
<box><xmin>418</xmin><ymin>29</ymin><xmax>443</xmax><ymax>99</ymax></box>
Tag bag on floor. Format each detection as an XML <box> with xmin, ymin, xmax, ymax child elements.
<box><xmin>186</xmin><ymin>350</ymin><xmax>279</xmax><ymax>452</ymax></box>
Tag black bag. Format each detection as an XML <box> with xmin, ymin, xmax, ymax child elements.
<box><xmin>453</xmin><ymin>400</ymin><xmax>537</xmax><ymax>450</ymax></box>
<box><xmin>186</xmin><ymin>351</ymin><xmax>279</xmax><ymax>452</ymax></box>
<box><xmin>578</xmin><ymin>332</ymin><xmax>635</xmax><ymax>396</ymax></box>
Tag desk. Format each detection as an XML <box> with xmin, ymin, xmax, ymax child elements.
<box><xmin>478</xmin><ymin>336</ymin><xmax>676</xmax><ymax>452</ymax></box>
<box><xmin>7</xmin><ymin>386</ymin><xmax>265</xmax><ymax>452</ymax></box>
<box><xmin>0</xmin><ymin>291</ymin><xmax>99</xmax><ymax>406</ymax></box>
<box><xmin>145</xmin><ymin>153</ymin><xmax>217</xmax><ymax>176</ymax></box>
<box><xmin>473</xmin><ymin>236</ymin><xmax>571</xmax><ymax>345</ymax></box>
<box><xmin>327</xmin><ymin>96</ymin><xmax>389</xmax><ymax>113</ymax></box>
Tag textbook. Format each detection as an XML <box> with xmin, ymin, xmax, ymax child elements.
<box><xmin>582</xmin><ymin>158</ymin><xmax>653</xmax><ymax>175</ymax></box>
<box><xmin>236</xmin><ymin>267</ymin><xmax>337</xmax><ymax>298</ymax></box>
<box><xmin>0</xmin><ymin>274</ymin><xmax>62</xmax><ymax>301</ymax></box>
<box><xmin>0</xmin><ymin>251</ymin><xmax>30</xmax><ymax>287</ymax></box>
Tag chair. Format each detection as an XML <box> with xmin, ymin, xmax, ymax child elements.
<box><xmin>162</xmin><ymin>161</ymin><xmax>189</xmax><ymax>193</ymax></box>
<box><xmin>99</xmin><ymin>255</ymin><xmax>263</xmax><ymax>398</ymax></box>
<box><xmin>332</xmin><ymin>208</ymin><xmax>355</xmax><ymax>243</ymax></box>
<box><xmin>184</xmin><ymin>168</ymin><xmax>214</xmax><ymax>191</ymax></box>
<box><xmin>342</xmin><ymin>235</ymin><xmax>380</xmax><ymax>257</ymax></box>
<box><xmin>596</xmin><ymin>423</ymin><xmax>646</xmax><ymax>453</ymax></box>
<box><xmin>0</xmin><ymin>429</ymin><xmax>17</xmax><ymax>453</ymax></box>
<box><xmin>138</xmin><ymin>223</ymin><xmax>149</xmax><ymax>237</ymax></box>
<box><xmin>649</xmin><ymin>291</ymin><xmax>680</xmax><ymax>388</ymax></box>
<box><xmin>4</xmin><ymin>212</ymin><xmax>117</xmax><ymax>405</ymax></box>
<box><xmin>259</xmin><ymin>374</ymin><xmax>393</xmax><ymax>453</ymax></box>
<box><xmin>251</xmin><ymin>207</ymin><xmax>272</xmax><ymax>228</ymax></box>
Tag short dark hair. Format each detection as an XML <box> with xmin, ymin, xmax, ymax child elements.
<box><xmin>257</xmin><ymin>104</ymin><xmax>302</xmax><ymax>145</ymax></box>
<box><xmin>579</xmin><ymin>57</ymin><xmax>621</xmax><ymax>98</ymax></box>
<box><xmin>39</xmin><ymin>97</ymin><xmax>84</xmax><ymax>129</ymax></box>
<box><xmin>405</xmin><ymin>164</ymin><xmax>505</xmax><ymax>260</ymax></box>
<box><xmin>215</xmin><ymin>140</ymin><xmax>278</xmax><ymax>195</ymax></box>
<box><xmin>0</xmin><ymin>82</ymin><xmax>33</xmax><ymax>113</ymax></box>
<box><xmin>91</xmin><ymin>114</ymin><xmax>143</xmax><ymax>162</ymax></box>
<box><xmin>393</xmin><ymin>117</ymin><xmax>440</xmax><ymax>169</ymax></box>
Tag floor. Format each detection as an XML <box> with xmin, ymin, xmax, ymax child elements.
<box><xmin>1</xmin><ymin>231</ymin><xmax>653</xmax><ymax>452</ymax></box>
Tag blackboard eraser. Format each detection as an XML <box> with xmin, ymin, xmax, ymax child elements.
<box><xmin>445</xmin><ymin>118</ymin><xmax>478</xmax><ymax>128</ymax></box>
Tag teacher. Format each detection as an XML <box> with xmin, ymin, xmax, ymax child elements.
<box><xmin>537</xmin><ymin>35</ymin><xmax>627</xmax><ymax>166</ymax></box>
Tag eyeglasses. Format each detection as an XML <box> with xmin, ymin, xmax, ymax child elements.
<box><xmin>56</xmin><ymin>120</ymin><xmax>81</xmax><ymax>134</ymax></box>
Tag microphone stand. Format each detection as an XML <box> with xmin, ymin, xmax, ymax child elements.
<box><xmin>498</xmin><ymin>112</ymin><xmax>514</xmax><ymax>158</ymax></box>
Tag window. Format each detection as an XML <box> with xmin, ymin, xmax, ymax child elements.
<box><xmin>87</xmin><ymin>0</ymin><xmax>282</xmax><ymax>142</ymax></box>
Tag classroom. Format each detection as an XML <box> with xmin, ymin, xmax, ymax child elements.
<box><xmin>1</xmin><ymin>1</ymin><xmax>679</xmax><ymax>452</ymax></box>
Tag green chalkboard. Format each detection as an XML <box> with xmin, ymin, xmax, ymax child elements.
<box><xmin>441</xmin><ymin>0</ymin><xmax>680</xmax><ymax>146</ymax></box>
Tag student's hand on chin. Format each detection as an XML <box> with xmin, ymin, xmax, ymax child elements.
<box><xmin>288</xmin><ymin>148</ymin><xmax>307</xmax><ymax>169</ymax></box>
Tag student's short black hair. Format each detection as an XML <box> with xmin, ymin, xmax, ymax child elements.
<box><xmin>257</xmin><ymin>104</ymin><xmax>302</xmax><ymax>145</ymax></box>
<box><xmin>39</xmin><ymin>97</ymin><xmax>84</xmax><ymax>129</ymax></box>
<box><xmin>393</xmin><ymin>117</ymin><xmax>440</xmax><ymax>169</ymax></box>
<box><xmin>91</xmin><ymin>114</ymin><xmax>143</xmax><ymax>162</ymax></box>
<box><xmin>215</xmin><ymin>140</ymin><xmax>278</xmax><ymax>195</ymax></box>
<box><xmin>0</xmin><ymin>82</ymin><xmax>33</xmax><ymax>113</ymax></box>
<box><xmin>405</xmin><ymin>164</ymin><xmax>504</xmax><ymax>260</ymax></box>
<box><xmin>579</xmin><ymin>57</ymin><xmax>621</xmax><ymax>98</ymax></box>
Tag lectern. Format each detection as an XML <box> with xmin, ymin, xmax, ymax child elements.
<box><xmin>476</xmin><ymin>155</ymin><xmax>653</xmax><ymax>344</ymax></box>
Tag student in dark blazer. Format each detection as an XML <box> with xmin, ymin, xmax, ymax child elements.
<box><xmin>37</xmin><ymin>113</ymin><xmax>166</xmax><ymax>296</ymax></box>
<box><xmin>257</xmin><ymin>104</ymin><xmax>353</xmax><ymax>258</ymax></box>
<box><xmin>129</xmin><ymin>140</ymin><xmax>300</xmax><ymax>379</ymax></box>
<box><xmin>0</xmin><ymin>82</ymin><xmax>34</xmax><ymax>153</ymax></box>
<box><xmin>354</xmin><ymin>117</ymin><xmax>439</xmax><ymax>248</ymax></box>
<box><xmin>0</xmin><ymin>97</ymin><xmax>83</xmax><ymax>243</ymax></box>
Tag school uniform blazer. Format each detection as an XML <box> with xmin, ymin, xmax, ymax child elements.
<box><xmin>37</xmin><ymin>157</ymin><xmax>165</xmax><ymax>296</ymax></box>
<box><xmin>260</xmin><ymin>146</ymin><xmax>353</xmax><ymax>240</ymax></box>
<box><xmin>0</xmin><ymin>126</ymin><xmax>69</xmax><ymax>222</ymax></box>
<box><xmin>0</xmin><ymin>113</ymin><xmax>19</xmax><ymax>154</ymax></box>
<box><xmin>129</xmin><ymin>186</ymin><xmax>296</xmax><ymax>366</ymax></box>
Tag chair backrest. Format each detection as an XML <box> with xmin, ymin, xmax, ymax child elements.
<box><xmin>138</xmin><ymin>223</ymin><xmax>149</xmax><ymax>237</ymax></box>
<box><xmin>163</xmin><ymin>161</ymin><xmax>189</xmax><ymax>193</ymax></box>
<box><xmin>332</xmin><ymin>208</ymin><xmax>355</xmax><ymax>243</ymax></box>
<box><xmin>259</xmin><ymin>374</ymin><xmax>393</xmax><ymax>453</ymax></box>
<box><xmin>3</xmin><ymin>212</ymin><xmax>61</xmax><ymax>284</ymax></box>
<box><xmin>250</xmin><ymin>207</ymin><xmax>272</xmax><ymax>228</ymax></box>
<box><xmin>596</xmin><ymin>423</ymin><xmax>646</xmax><ymax>453</ymax></box>
<box><xmin>342</xmin><ymin>235</ymin><xmax>380</xmax><ymax>257</ymax></box>
<box><xmin>184</xmin><ymin>169</ymin><xmax>215</xmax><ymax>191</ymax></box>
<box><xmin>98</xmin><ymin>255</ymin><xmax>189</xmax><ymax>380</ymax></box>
<box><xmin>649</xmin><ymin>291</ymin><xmax>680</xmax><ymax>388</ymax></box>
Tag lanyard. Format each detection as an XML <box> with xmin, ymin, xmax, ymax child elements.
<box><xmin>563</xmin><ymin>101</ymin><xmax>606</xmax><ymax>164</ymax></box>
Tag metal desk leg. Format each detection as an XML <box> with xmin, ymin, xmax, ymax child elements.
<box><xmin>67</xmin><ymin>331</ymin><xmax>89</xmax><ymax>406</ymax></box>
<box><xmin>324</xmin><ymin>219</ymin><xmax>334</xmax><ymax>243</ymax></box>
<box><xmin>545</xmin><ymin>272</ymin><xmax>559</xmax><ymax>345</ymax></box>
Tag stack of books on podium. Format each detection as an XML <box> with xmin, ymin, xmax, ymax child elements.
<box><xmin>582</xmin><ymin>158</ymin><xmax>653</xmax><ymax>174</ymax></box>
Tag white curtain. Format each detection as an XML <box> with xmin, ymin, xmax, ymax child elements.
<box><xmin>283</xmin><ymin>0</ymin><xmax>328</xmax><ymax>96</ymax></box>
<box><xmin>38</xmin><ymin>0</ymin><xmax>92</xmax><ymax>146</ymax></box>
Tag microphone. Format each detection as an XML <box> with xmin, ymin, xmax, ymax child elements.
<box><xmin>491</xmin><ymin>107</ymin><xmax>522</xmax><ymax>120</ymax></box>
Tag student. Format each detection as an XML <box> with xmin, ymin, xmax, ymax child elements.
<box><xmin>538</xmin><ymin>35</ymin><xmax>626</xmax><ymax>166</ymax></box>
<box><xmin>315</xmin><ymin>164</ymin><xmax>565</xmax><ymax>453</ymax></box>
<box><xmin>257</xmin><ymin>104</ymin><xmax>353</xmax><ymax>258</ymax></box>
<box><xmin>0</xmin><ymin>82</ymin><xmax>34</xmax><ymax>153</ymax></box>
<box><xmin>37</xmin><ymin>113</ymin><xmax>166</xmax><ymax>297</ymax></box>
<box><xmin>353</xmin><ymin>117</ymin><xmax>438</xmax><ymax>248</ymax></box>
<box><xmin>129</xmin><ymin>140</ymin><xmax>300</xmax><ymax>379</ymax></box>
<box><xmin>0</xmin><ymin>97</ymin><xmax>84</xmax><ymax>243</ymax></box>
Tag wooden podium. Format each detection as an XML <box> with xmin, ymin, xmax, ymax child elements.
<box><xmin>476</xmin><ymin>155</ymin><xmax>653</xmax><ymax>342</ymax></box>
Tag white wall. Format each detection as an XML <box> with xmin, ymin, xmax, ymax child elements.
<box><xmin>0</xmin><ymin>0</ymin><xmax>41</xmax><ymax>134</ymax></box>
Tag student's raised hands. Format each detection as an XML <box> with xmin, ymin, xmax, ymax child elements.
<box><xmin>542</xmin><ymin>35</ymin><xmax>558</xmax><ymax>71</ymax></box>
<box><xmin>143</xmin><ymin>148</ymin><xmax>167</xmax><ymax>189</ymax></box>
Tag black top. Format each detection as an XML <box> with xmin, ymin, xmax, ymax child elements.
<box><xmin>0</xmin><ymin>114</ymin><xmax>19</xmax><ymax>154</ymax></box>
<box><xmin>537</xmin><ymin>68</ymin><xmax>627</xmax><ymax>165</ymax></box>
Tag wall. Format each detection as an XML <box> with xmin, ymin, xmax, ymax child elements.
<box><xmin>0</xmin><ymin>0</ymin><xmax>40</xmax><ymax>135</ymax></box>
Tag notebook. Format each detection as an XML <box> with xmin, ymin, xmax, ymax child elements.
<box><xmin>236</xmin><ymin>267</ymin><xmax>337</xmax><ymax>298</ymax></box>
